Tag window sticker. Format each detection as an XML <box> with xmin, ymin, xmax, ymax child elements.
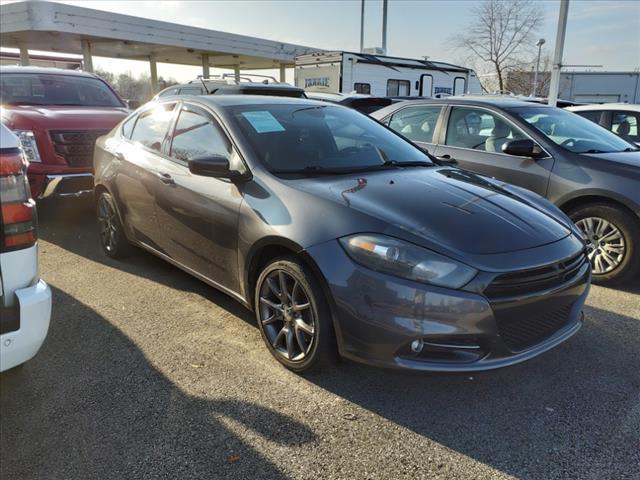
<box><xmin>241</xmin><ymin>111</ymin><xmax>286</xmax><ymax>133</ymax></box>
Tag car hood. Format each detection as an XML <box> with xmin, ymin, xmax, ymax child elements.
<box><xmin>291</xmin><ymin>167</ymin><xmax>571</xmax><ymax>255</ymax></box>
<box><xmin>1</xmin><ymin>105</ymin><xmax>129</xmax><ymax>130</ymax></box>
<box><xmin>582</xmin><ymin>150</ymin><xmax>640</xmax><ymax>169</ymax></box>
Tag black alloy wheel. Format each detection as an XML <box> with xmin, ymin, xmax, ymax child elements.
<box><xmin>96</xmin><ymin>191</ymin><xmax>132</xmax><ymax>259</ymax></box>
<box><xmin>255</xmin><ymin>257</ymin><xmax>336</xmax><ymax>372</ymax></box>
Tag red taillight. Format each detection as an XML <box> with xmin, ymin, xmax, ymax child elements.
<box><xmin>0</xmin><ymin>149</ymin><xmax>37</xmax><ymax>251</ymax></box>
<box><xmin>4</xmin><ymin>231</ymin><xmax>35</xmax><ymax>248</ymax></box>
<box><xmin>0</xmin><ymin>153</ymin><xmax>24</xmax><ymax>176</ymax></box>
<box><xmin>1</xmin><ymin>201</ymin><xmax>34</xmax><ymax>224</ymax></box>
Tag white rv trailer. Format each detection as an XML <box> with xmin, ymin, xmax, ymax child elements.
<box><xmin>295</xmin><ymin>51</ymin><xmax>483</xmax><ymax>97</ymax></box>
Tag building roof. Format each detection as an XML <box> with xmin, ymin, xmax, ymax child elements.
<box><xmin>0</xmin><ymin>65</ymin><xmax>98</xmax><ymax>77</ymax></box>
<box><xmin>296</xmin><ymin>51</ymin><xmax>474</xmax><ymax>73</ymax></box>
<box><xmin>0</xmin><ymin>1</ymin><xmax>320</xmax><ymax>69</ymax></box>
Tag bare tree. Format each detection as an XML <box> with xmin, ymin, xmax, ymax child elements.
<box><xmin>450</xmin><ymin>0</ymin><xmax>544</xmax><ymax>93</ymax></box>
<box><xmin>94</xmin><ymin>69</ymin><xmax>178</xmax><ymax>102</ymax></box>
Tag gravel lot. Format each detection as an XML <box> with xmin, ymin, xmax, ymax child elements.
<box><xmin>1</xmin><ymin>200</ymin><xmax>639</xmax><ymax>480</ymax></box>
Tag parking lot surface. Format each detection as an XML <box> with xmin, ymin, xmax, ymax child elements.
<box><xmin>1</xmin><ymin>201</ymin><xmax>639</xmax><ymax>480</ymax></box>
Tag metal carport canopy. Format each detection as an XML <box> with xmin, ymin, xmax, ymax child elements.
<box><xmin>0</xmin><ymin>1</ymin><xmax>321</xmax><ymax>80</ymax></box>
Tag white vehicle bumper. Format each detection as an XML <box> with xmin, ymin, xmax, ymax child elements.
<box><xmin>0</xmin><ymin>280</ymin><xmax>51</xmax><ymax>372</ymax></box>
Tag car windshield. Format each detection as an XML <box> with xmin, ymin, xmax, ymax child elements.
<box><xmin>230</xmin><ymin>103</ymin><xmax>433</xmax><ymax>174</ymax></box>
<box><xmin>508</xmin><ymin>105</ymin><xmax>637</xmax><ymax>154</ymax></box>
<box><xmin>0</xmin><ymin>73</ymin><xmax>123</xmax><ymax>107</ymax></box>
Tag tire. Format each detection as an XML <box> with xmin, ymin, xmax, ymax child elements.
<box><xmin>569</xmin><ymin>203</ymin><xmax>640</xmax><ymax>285</ymax></box>
<box><xmin>96</xmin><ymin>190</ymin><xmax>133</xmax><ymax>259</ymax></box>
<box><xmin>254</xmin><ymin>256</ymin><xmax>337</xmax><ymax>373</ymax></box>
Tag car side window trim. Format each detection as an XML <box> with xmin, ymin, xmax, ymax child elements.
<box><xmin>442</xmin><ymin>104</ymin><xmax>552</xmax><ymax>159</ymax></box>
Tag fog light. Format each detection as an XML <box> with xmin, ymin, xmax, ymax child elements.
<box><xmin>410</xmin><ymin>339</ymin><xmax>424</xmax><ymax>353</ymax></box>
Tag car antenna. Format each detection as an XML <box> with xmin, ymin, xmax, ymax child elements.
<box><xmin>196</xmin><ymin>75</ymin><xmax>210</xmax><ymax>94</ymax></box>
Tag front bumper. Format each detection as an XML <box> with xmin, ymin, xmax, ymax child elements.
<box><xmin>0</xmin><ymin>280</ymin><xmax>52</xmax><ymax>372</ymax></box>
<box><xmin>37</xmin><ymin>173</ymin><xmax>94</xmax><ymax>200</ymax></box>
<box><xmin>306</xmin><ymin>239</ymin><xmax>590</xmax><ymax>372</ymax></box>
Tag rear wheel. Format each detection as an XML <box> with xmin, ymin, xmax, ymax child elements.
<box><xmin>96</xmin><ymin>191</ymin><xmax>133</xmax><ymax>259</ymax></box>
<box><xmin>569</xmin><ymin>204</ymin><xmax>640</xmax><ymax>285</ymax></box>
<box><xmin>255</xmin><ymin>256</ymin><xmax>336</xmax><ymax>373</ymax></box>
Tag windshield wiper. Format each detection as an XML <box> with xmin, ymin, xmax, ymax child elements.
<box><xmin>271</xmin><ymin>166</ymin><xmax>354</xmax><ymax>175</ymax></box>
<box><xmin>272</xmin><ymin>160</ymin><xmax>433</xmax><ymax>176</ymax></box>
<box><xmin>381</xmin><ymin>160</ymin><xmax>432</xmax><ymax>168</ymax></box>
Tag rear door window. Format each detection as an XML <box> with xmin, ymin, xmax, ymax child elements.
<box><xmin>576</xmin><ymin>110</ymin><xmax>604</xmax><ymax>124</ymax></box>
<box><xmin>178</xmin><ymin>87</ymin><xmax>204</xmax><ymax>96</ymax></box>
<box><xmin>158</xmin><ymin>87</ymin><xmax>179</xmax><ymax>97</ymax></box>
<box><xmin>611</xmin><ymin>111</ymin><xmax>639</xmax><ymax>143</ymax></box>
<box><xmin>387</xmin><ymin>106</ymin><xmax>442</xmax><ymax>144</ymax></box>
<box><xmin>129</xmin><ymin>103</ymin><xmax>176</xmax><ymax>152</ymax></box>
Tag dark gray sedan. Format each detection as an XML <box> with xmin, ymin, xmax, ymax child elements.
<box><xmin>94</xmin><ymin>96</ymin><xmax>590</xmax><ymax>373</ymax></box>
<box><xmin>372</xmin><ymin>98</ymin><xmax>640</xmax><ymax>285</ymax></box>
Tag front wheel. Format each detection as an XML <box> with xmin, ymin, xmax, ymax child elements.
<box><xmin>254</xmin><ymin>256</ymin><xmax>337</xmax><ymax>373</ymax></box>
<box><xmin>570</xmin><ymin>204</ymin><xmax>640</xmax><ymax>285</ymax></box>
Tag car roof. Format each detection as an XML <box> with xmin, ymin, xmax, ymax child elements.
<box><xmin>567</xmin><ymin>103</ymin><xmax>640</xmax><ymax>112</ymax></box>
<box><xmin>305</xmin><ymin>92</ymin><xmax>371</xmax><ymax>100</ymax></box>
<box><xmin>387</xmin><ymin>96</ymin><xmax>549</xmax><ymax>109</ymax></box>
<box><xmin>0</xmin><ymin>66</ymin><xmax>98</xmax><ymax>78</ymax></box>
<box><xmin>212</xmin><ymin>83</ymin><xmax>304</xmax><ymax>92</ymax></box>
<box><xmin>160</xmin><ymin>94</ymin><xmax>324</xmax><ymax>108</ymax></box>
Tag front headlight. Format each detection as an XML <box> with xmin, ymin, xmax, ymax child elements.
<box><xmin>13</xmin><ymin>130</ymin><xmax>41</xmax><ymax>163</ymax></box>
<box><xmin>339</xmin><ymin>234</ymin><xmax>477</xmax><ymax>289</ymax></box>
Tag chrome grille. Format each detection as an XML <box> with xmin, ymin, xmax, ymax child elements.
<box><xmin>50</xmin><ymin>130</ymin><xmax>110</xmax><ymax>167</ymax></box>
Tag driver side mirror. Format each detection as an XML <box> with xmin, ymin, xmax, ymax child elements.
<box><xmin>502</xmin><ymin>139</ymin><xmax>546</xmax><ymax>159</ymax></box>
<box><xmin>188</xmin><ymin>155</ymin><xmax>246</xmax><ymax>180</ymax></box>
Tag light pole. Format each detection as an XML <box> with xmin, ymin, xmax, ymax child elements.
<box><xmin>532</xmin><ymin>38</ymin><xmax>545</xmax><ymax>97</ymax></box>
<box><xmin>548</xmin><ymin>0</ymin><xmax>570</xmax><ymax>106</ymax></box>
<box><xmin>360</xmin><ymin>0</ymin><xmax>365</xmax><ymax>53</ymax></box>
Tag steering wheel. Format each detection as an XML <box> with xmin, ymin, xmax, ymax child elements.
<box><xmin>560</xmin><ymin>138</ymin><xmax>576</xmax><ymax>147</ymax></box>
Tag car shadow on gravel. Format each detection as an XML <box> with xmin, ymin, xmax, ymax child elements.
<box><xmin>0</xmin><ymin>286</ymin><xmax>315</xmax><ymax>480</ymax></box>
<box><xmin>34</xmin><ymin>199</ymin><xmax>640</xmax><ymax>479</ymax></box>
<box><xmin>36</xmin><ymin>199</ymin><xmax>256</xmax><ymax>325</ymax></box>
<box><xmin>303</xmin><ymin>305</ymin><xmax>640</xmax><ymax>480</ymax></box>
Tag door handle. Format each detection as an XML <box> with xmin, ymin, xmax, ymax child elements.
<box><xmin>157</xmin><ymin>172</ymin><xmax>175</xmax><ymax>185</ymax></box>
<box><xmin>436</xmin><ymin>154</ymin><xmax>458</xmax><ymax>165</ymax></box>
<box><xmin>114</xmin><ymin>151</ymin><xmax>125</xmax><ymax>161</ymax></box>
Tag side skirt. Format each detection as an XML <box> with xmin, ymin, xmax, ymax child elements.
<box><xmin>134</xmin><ymin>240</ymin><xmax>252</xmax><ymax>310</ymax></box>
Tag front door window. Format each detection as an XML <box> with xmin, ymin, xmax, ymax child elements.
<box><xmin>445</xmin><ymin>107</ymin><xmax>527</xmax><ymax>153</ymax></box>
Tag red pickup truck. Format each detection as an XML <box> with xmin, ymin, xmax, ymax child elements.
<box><xmin>0</xmin><ymin>67</ymin><xmax>129</xmax><ymax>199</ymax></box>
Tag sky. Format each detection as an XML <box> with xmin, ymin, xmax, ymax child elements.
<box><xmin>1</xmin><ymin>0</ymin><xmax>639</xmax><ymax>82</ymax></box>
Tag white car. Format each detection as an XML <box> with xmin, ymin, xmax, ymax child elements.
<box><xmin>567</xmin><ymin>103</ymin><xmax>640</xmax><ymax>146</ymax></box>
<box><xmin>0</xmin><ymin>124</ymin><xmax>51</xmax><ymax>372</ymax></box>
